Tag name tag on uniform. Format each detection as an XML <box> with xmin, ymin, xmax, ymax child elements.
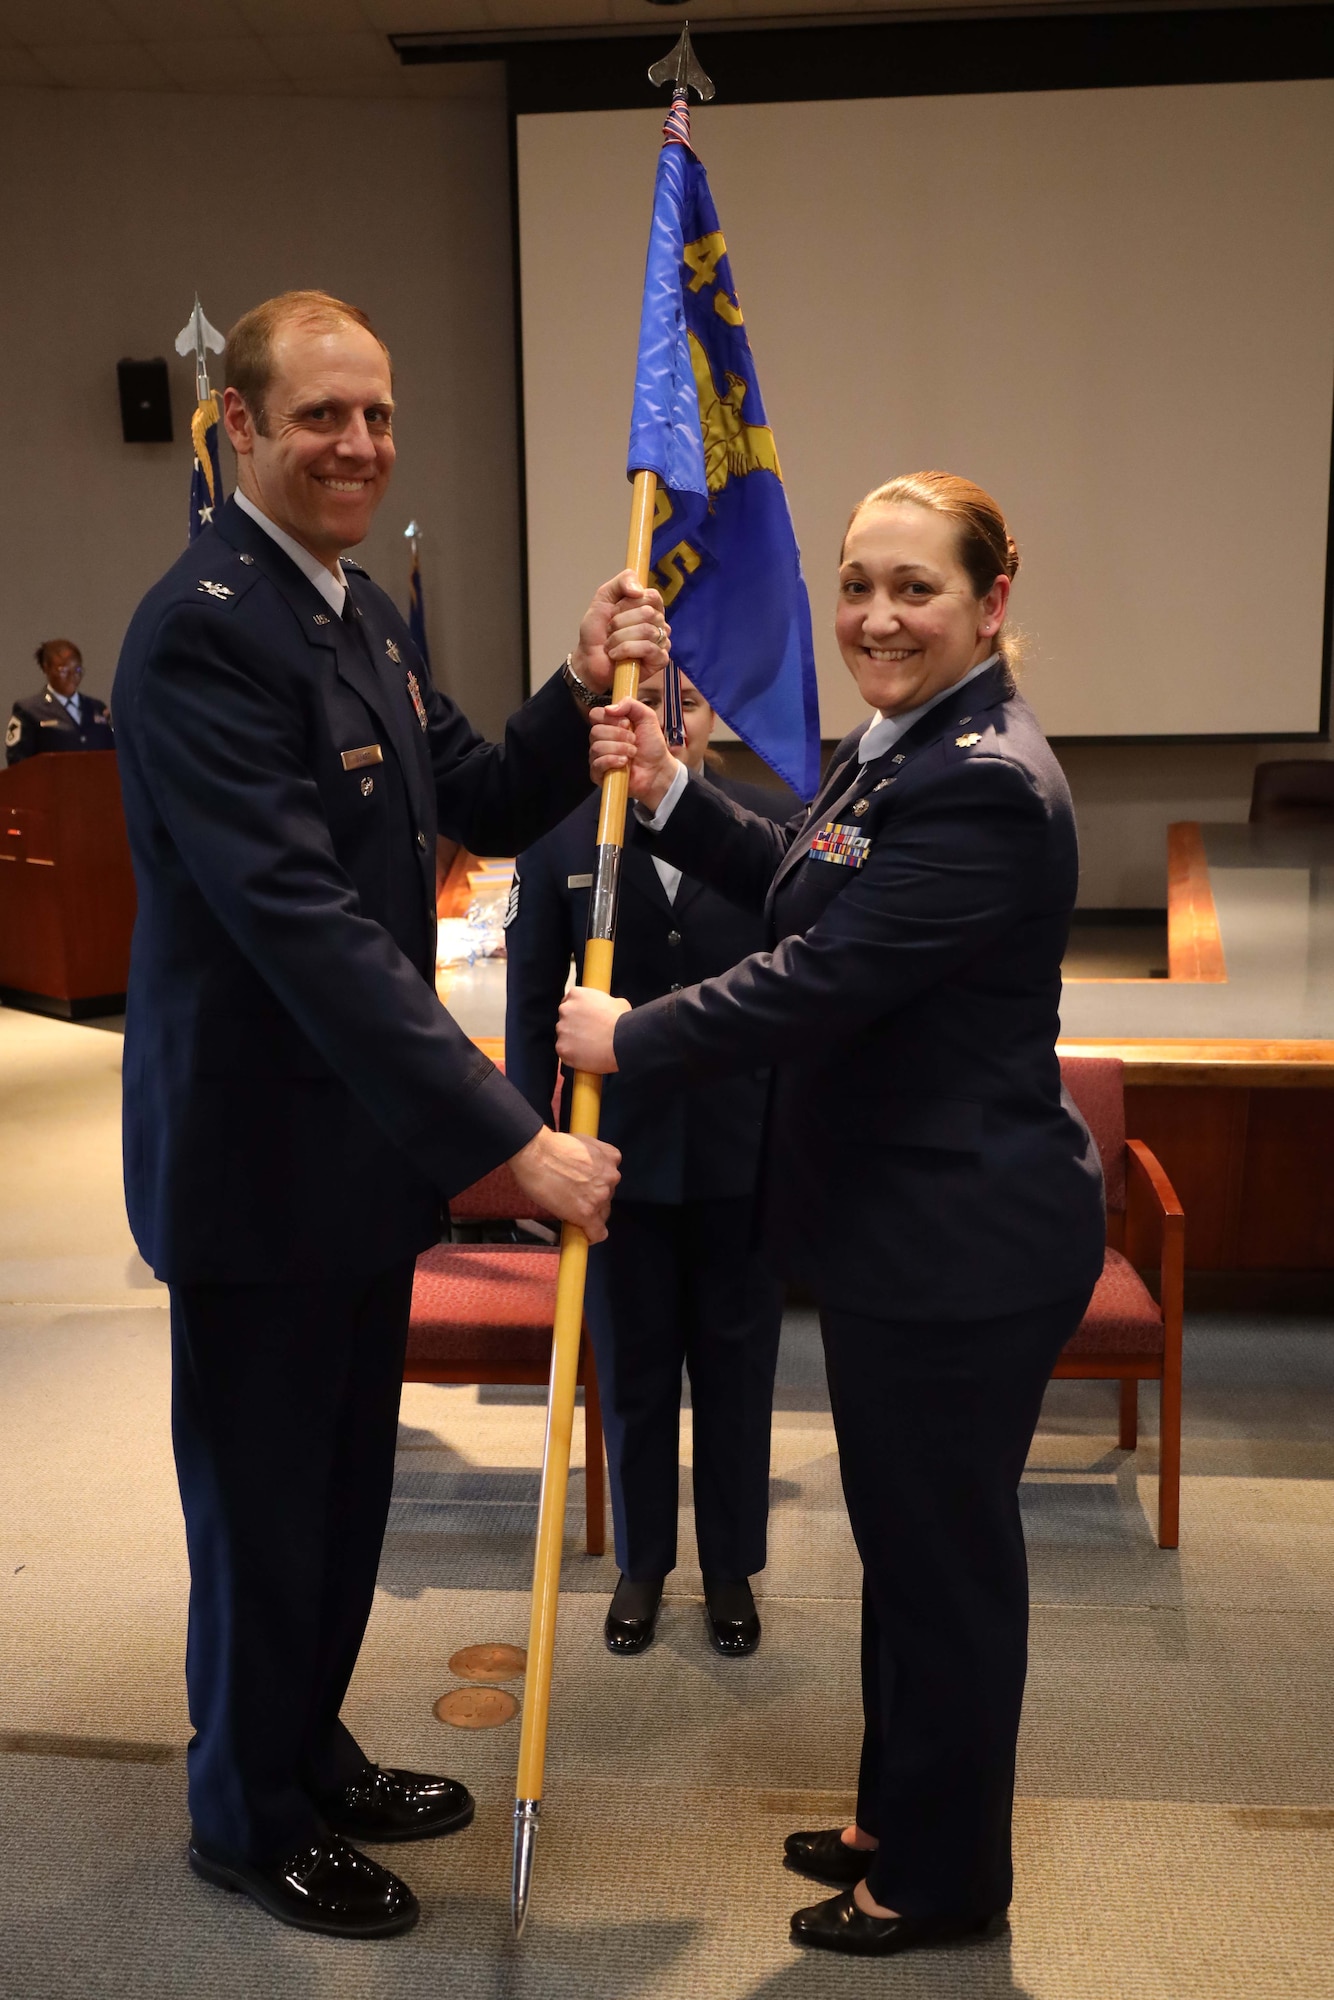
<box><xmin>809</xmin><ymin>821</ymin><xmax>871</xmax><ymax>869</ymax></box>
<box><xmin>341</xmin><ymin>744</ymin><xmax>383</xmax><ymax>771</ymax></box>
<box><xmin>39</xmin><ymin>719</ymin><xmax>62</xmax><ymax>728</ymax></box>
<box><xmin>566</xmin><ymin>873</ymin><xmax>593</xmax><ymax>889</ymax></box>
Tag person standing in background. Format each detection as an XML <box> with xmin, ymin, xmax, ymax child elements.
<box><xmin>6</xmin><ymin>640</ymin><xmax>115</xmax><ymax>764</ymax></box>
<box><xmin>505</xmin><ymin>668</ymin><xmax>799</xmax><ymax>1660</ymax></box>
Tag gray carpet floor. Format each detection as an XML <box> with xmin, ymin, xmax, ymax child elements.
<box><xmin>2</xmin><ymin>1009</ymin><xmax>1332</xmax><ymax>1998</ymax></box>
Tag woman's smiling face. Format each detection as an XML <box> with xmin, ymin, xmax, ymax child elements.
<box><xmin>835</xmin><ymin>501</ymin><xmax>1008</xmax><ymax>716</ymax></box>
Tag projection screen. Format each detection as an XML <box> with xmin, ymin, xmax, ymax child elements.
<box><xmin>517</xmin><ymin>78</ymin><xmax>1334</xmax><ymax>746</ymax></box>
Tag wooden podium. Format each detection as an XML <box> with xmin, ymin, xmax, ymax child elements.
<box><xmin>0</xmin><ymin>751</ymin><xmax>136</xmax><ymax>1017</ymax></box>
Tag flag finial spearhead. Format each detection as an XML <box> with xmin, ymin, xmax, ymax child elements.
<box><xmin>647</xmin><ymin>23</ymin><xmax>714</xmax><ymax>103</ymax></box>
<box><xmin>175</xmin><ymin>294</ymin><xmax>225</xmax><ymax>403</ymax></box>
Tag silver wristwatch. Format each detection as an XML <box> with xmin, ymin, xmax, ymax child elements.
<box><xmin>561</xmin><ymin>655</ymin><xmax>612</xmax><ymax>709</ymax></box>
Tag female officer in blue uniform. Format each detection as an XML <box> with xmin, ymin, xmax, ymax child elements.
<box><xmin>558</xmin><ymin>473</ymin><xmax>1105</xmax><ymax>1960</ymax></box>
<box><xmin>6</xmin><ymin>639</ymin><xmax>115</xmax><ymax>764</ymax></box>
<box><xmin>506</xmin><ymin>668</ymin><xmax>797</xmax><ymax>1659</ymax></box>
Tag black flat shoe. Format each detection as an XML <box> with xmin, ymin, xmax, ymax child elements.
<box><xmin>321</xmin><ymin>1765</ymin><xmax>475</xmax><ymax>1843</ymax></box>
<box><xmin>790</xmin><ymin>1887</ymin><xmax>1009</xmax><ymax>1958</ymax></box>
<box><xmin>703</xmin><ymin>1576</ymin><xmax>760</xmax><ymax>1657</ymax></box>
<box><xmin>188</xmin><ymin>1832</ymin><xmax>418</xmax><ymax>1938</ymax></box>
<box><xmin>604</xmin><ymin>1574</ymin><xmax>663</xmax><ymax>1656</ymax></box>
<box><xmin>783</xmin><ymin>1826</ymin><xmax>875</xmax><ymax>1886</ymax></box>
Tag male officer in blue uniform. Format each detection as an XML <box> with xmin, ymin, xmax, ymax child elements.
<box><xmin>112</xmin><ymin>289</ymin><xmax>667</xmax><ymax>1939</ymax></box>
<box><xmin>6</xmin><ymin>639</ymin><xmax>115</xmax><ymax>763</ymax></box>
<box><xmin>505</xmin><ymin>670</ymin><xmax>799</xmax><ymax>1660</ymax></box>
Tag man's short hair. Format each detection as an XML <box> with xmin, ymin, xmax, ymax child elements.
<box><xmin>224</xmin><ymin>290</ymin><xmax>392</xmax><ymax>433</ymax></box>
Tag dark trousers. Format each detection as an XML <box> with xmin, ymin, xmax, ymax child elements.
<box><xmin>819</xmin><ymin>1288</ymin><xmax>1093</xmax><ymax>1918</ymax></box>
<box><xmin>584</xmin><ymin>1195</ymin><xmax>784</xmax><ymax>1582</ymax></box>
<box><xmin>169</xmin><ymin>1258</ymin><xmax>416</xmax><ymax>1863</ymax></box>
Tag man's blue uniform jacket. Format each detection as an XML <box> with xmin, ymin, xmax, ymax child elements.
<box><xmin>6</xmin><ymin>686</ymin><xmax>115</xmax><ymax>764</ymax></box>
<box><xmin>614</xmin><ymin>660</ymin><xmax>1106</xmax><ymax>1321</ymax></box>
<box><xmin>113</xmin><ymin>497</ymin><xmax>592</xmax><ymax>1286</ymax></box>
<box><xmin>504</xmin><ymin>770</ymin><xmax>799</xmax><ymax>1205</ymax></box>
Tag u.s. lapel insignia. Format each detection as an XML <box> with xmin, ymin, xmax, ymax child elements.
<box><xmin>955</xmin><ymin>732</ymin><xmax>982</xmax><ymax>748</ymax></box>
<box><xmin>386</xmin><ymin>638</ymin><xmax>401</xmax><ymax>665</ymax></box>
<box><xmin>406</xmin><ymin>669</ymin><xmax>428</xmax><ymax>732</ymax></box>
<box><xmin>892</xmin><ymin>753</ymin><xmax>906</xmax><ymax>764</ymax></box>
<box><xmin>197</xmin><ymin>580</ymin><xmax>233</xmax><ymax>600</ymax></box>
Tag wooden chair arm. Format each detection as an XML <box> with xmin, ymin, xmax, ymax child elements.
<box><xmin>1126</xmin><ymin>1139</ymin><xmax>1184</xmax><ymax>1223</ymax></box>
<box><xmin>1125</xmin><ymin>1138</ymin><xmax>1184</xmax><ymax>1342</ymax></box>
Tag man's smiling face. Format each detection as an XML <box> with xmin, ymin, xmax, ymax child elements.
<box><xmin>224</xmin><ymin>317</ymin><xmax>395</xmax><ymax>569</ymax></box>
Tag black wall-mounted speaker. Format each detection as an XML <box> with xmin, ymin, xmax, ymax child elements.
<box><xmin>117</xmin><ymin>357</ymin><xmax>173</xmax><ymax>443</ymax></box>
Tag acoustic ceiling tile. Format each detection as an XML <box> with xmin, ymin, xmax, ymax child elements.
<box><xmin>28</xmin><ymin>40</ymin><xmax>175</xmax><ymax>85</ymax></box>
<box><xmin>147</xmin><ymin>35</ymin><xmax>288</xmax><ymax>88</ymax></box>
<box><xmin>2</xmin><ymin>0</ymin><xmax>131</xmax><ymax>44</ymax></box>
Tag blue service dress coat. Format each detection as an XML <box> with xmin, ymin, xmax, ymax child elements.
<box><xmin>112</xmin><ymin>495</ymin><xmax>595</xmax><ymax>1866</ymax></box>
<box><xmin>5</xmin><ymin>686</ymin><xmax>115</xmax><ymax>763</ymax></box>
<box><xmin>113</xmin><ymin>498</ymin><xmax>589</xmax><ymax>1286</ymax></box>
<box><xmin>612</xmin><ymin>659</ymin><xmax>1106</xmax><ymax>1918</ymax></box>
<box><xmin>504</xmin><ymin>771</ymin><xmax>796</xmax><ymax>1581</ymax></box>
<box><xmin>615</xmin><ymin>660</ymin><xmax>1105</xmax><ymax>1321</ymax></box>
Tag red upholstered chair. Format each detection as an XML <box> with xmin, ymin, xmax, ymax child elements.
<box><xmin>1055</xmin><ymin>1056</ymin><xmax>1184</xmax><ymax>1549</ymax></box>
<box><xmin>404</xmin><ymin>1157</ymin><xmax>606</xmax><ymax>1555</ymax></box>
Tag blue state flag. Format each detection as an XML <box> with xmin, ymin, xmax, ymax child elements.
<box><xmin>627</xmin><ymin>99</ymin><xmax>820</xmax><ymax>799</ymax></box>
<box><xmin>189</xmin><ymin>392</ymin><xmax>224</xmax><ymax>542</ymax></box>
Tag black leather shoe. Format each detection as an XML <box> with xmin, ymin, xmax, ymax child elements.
<box><xmin>188</xmin><ymin>1832</ymin><xmax>418</xmax><ymax>1938</ymax></box>
<box><xmin>321</xmin><ymin>1766</ymin><xmax>475</xmax><ymax>1844</ymax></box>
<box><xmin>783</xmin><ymin>1827</ymin><xmax>875</xmax><ymax>1886</ymax></box>
<box><xmin>605</xmin><ymin>1574</ymin><xmax>664</xmax><ymax>1655</ymax></box>
<box><xmin>703</xmin><ymin>1576</ymin><xmax>760</xmax><ymax>1657</ymax></box>
<box><xmin>790</xmin><ymin>1887</ymin><xmax>1009</xmax><ymax>1957</ymax></box>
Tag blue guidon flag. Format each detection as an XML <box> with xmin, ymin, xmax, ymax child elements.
<box><xmin>627</xmin><ymin>91</ymin><xmax>820</xmax><ymax>798</ymax></box>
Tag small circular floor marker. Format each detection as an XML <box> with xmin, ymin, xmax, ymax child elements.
<box><xmin>448</xmin><ymin>1643</ymin><xmax>527</xmax><ymax>1682</ymax></box>
<box><xmin>434</xmin><ymin>1686</ymin><xmax>519</xmax><ymax>1729</ymax></box>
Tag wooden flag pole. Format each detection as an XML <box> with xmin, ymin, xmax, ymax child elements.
<box><xmin>512</xmin><ymin>468</ymin><xmax>659</xmax><ymax>1936</ymax></box>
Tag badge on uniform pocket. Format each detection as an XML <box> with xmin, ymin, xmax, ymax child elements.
<box><xmin>808</xmin><ymin>821</ymin><xmax>871</xmax><ymax>869</ymax></box>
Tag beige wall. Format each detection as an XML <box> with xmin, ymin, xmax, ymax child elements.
<box><xmin>0</xmin><ymin>77</ymin><xmax>524</xmax><ymax>740</ymax></box>
<box><xmin>3</xmin><ymin>79</ymin><xmax>1329</xmax><ymax>908</ymax></box>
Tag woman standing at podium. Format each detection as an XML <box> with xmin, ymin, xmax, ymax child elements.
<box><xmin>6</xmin><ymin>639</ymin><xmax>115</xmax><ymax>765</ymax></box>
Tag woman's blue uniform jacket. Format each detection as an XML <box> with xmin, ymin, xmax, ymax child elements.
<box><xmin>614</xmin><ymin>661</ymin><xmax>1106</xmax><ymax>1321</ymax></box>
<box><xmin>504</xmin><ymin>770</ymin><xmax>800</xmax><ymax>1205</ymax></box>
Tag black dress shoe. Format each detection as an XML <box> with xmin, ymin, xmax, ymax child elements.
<box><xmin>790</xmin><ymin>1887</ymin><xmax>1009</xmax><ymax>1958</ymax></box>
<box><xmin>604</xmin><ymin>1574</ymin><xmax>663</xmax><ymax>1656</ymax></box>
<box><xmin>188</xmin><ymin>1832</ymin><xmax>418</xmax><ymax>1938</ymax></box>
<box><xmin>321</xmin><ymin>1765</ymin><xmax>475</xmax><ymax>1844</ymax></box>
<box><xmin>783</xmin><ymin>1826</ymin><xmax>875</xmax><ymax>1886</ymax></box>
<box><xmin>702</xmin><ymin>1576</ymin><xmax>760</xmax><ymax>1657</ymax></box>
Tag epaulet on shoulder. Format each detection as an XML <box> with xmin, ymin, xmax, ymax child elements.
<box><xmin>341</xmin><ymin>556</ymin><xmax>367</xmax><ymax>575</ymax></box>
